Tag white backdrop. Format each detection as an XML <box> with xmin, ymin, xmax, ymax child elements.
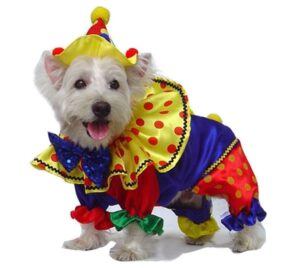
<box><xmin>0</xmin><ymin>0</ymin><xmax>299</xmax><ymax>266</ymax></box>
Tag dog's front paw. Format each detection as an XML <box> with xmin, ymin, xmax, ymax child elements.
<box><xmin>63</xmin><ymin>233</ymin><xmax>108</xmax><ymax>251</ymax></box>
<box><xmin>110</xmin><ymin>244</ymin><xmax>149</xmax><ymax>261</ymax></box>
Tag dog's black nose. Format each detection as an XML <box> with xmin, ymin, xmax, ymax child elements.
<box><xmin>92</xmin><ymin>101</ymin><xmax>111</xmax><ymax>118</ymax></box>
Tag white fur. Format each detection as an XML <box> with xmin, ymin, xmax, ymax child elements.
<box><xmin>63</xmin><ymin>223</ymin><xmax>108</xmax><ymax>250</ymax></box>
<box><xmin>232</xmin><ymin>221</ymin><xmax>266</xmax><ymax>252</ymax></box>
<box><xmin>110</xmin><ymin>223</ymin><xmax>154</xmax><ymax>261</ymax></box>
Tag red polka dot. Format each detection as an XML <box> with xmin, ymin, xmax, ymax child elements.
<box><xmin>167</xmin><ymin>144</ymin><xmax>177</xmax><ymax>154</ymax></box>
<box><xmin>159</xmin><ymin>161</ymin><xmax>167</xmax><ymax>167</ymax></box>
<box><xmin>174</xmin><ymin>127</ymin><xmax>183</xmax><ymax>135</ymax></box>
<box><xmin>134</xmin><ymin>155</ymin><xmax>139</xmax><ymax>165</ymax></box>
<box><xmin>184</xmin><ymin>95</ymin><xmax>189</xmax><ymax>103</ymax></box>
<box><xmin>136</xmin><ymin>118</ymin><xmax>144</xmax><ymax>126</ymax></box>
<box><xmin>148</xmin><ymin>137</ymin><xmax>158</xmax><ymax>145</ymax></box>
<box><xmin>114</xmin><ymin>164</ymin><xmax>123</xmax><ymax>170</ymax></box>
<box><xmin>37</xmin><ymin>163</ymin><xmax>45</xmax><ymax>170</ymax></box>
<box><xmin>84</xmin><ymin>178</ymin><xmax>92</xmax><ymax>186</ymax></box>
<box><xmin>63</xmin><ymin>136</ymin><xmax>70</xmax><ymax>141</ymax></box>
<box><xmin>160</xmin><ymin>110</ymin><xmax>169</xmax><ymax>114</ymax></box>
<box><xmin>51</xmin><ymin>154</ymin><xmax>58</xmax><ymax>162</ymax></box>
<box><xmin>130</xmin><ymin>172</ymin><xmax>137</xmax><ymax>180</ymax></box>
<box><xmin>154</xmin><ymin>120</ymin><xmax>164</xmax><ymax>129</ymax></box>
<box><xmin>179</xmin><ymin>111</ymin><xmax>186</xmax><ymax>118</ymax></box>
<box><xmin>160</xmin><ymin>82</ymin><xmax>167</xmax><ymax>89</ymax></box>
<box><xmin>131</xmin><ymin>128</ymin><xmax>139</xmax><ymax>135</ymax></box>
<box><xmin>144</xmin><ymin>102</ymin><xmax>153</xmax><ymax>110</ymax></box>
<box><xmin>120</xmin><ymin>136</ymin><xmax>132</xmax><ymax>143</ymax></box>
<box><xmin>164</xmin><ymin>100</ymin><xmax>173</xmax><ymax>107</ymax></box>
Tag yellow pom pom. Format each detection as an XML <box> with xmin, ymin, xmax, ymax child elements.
<box><xmin>91</xmin><ymin>7</ymin><xmax>110</xmax><ymax>24</ymax></box>
<box><xmin>207</xmin><ymin>113</ymin><xmax>223</xmax><ymax>123</ymax></box>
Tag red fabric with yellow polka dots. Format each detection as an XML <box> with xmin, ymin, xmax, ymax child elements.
<box><xmin>193</xmin><ymin>143</ymin><xmax>259</xmax><ymax>216</ymax></box>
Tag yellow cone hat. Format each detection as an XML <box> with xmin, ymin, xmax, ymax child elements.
<box><xmin>52</xmin><ymin>7</ymin><xmax>138</xmax><ymax>66</ymax></box>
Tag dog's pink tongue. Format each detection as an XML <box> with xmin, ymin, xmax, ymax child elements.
<box><xmin>87</xmin><ymin>122</ymin><xmax>109</xmax><ymax>141</ymax></box>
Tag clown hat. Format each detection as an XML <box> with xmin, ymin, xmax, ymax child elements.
<box><xmin>52</xmin><ymin>7</ymin><xmax>138</xmax><ymax>66</ymax></box>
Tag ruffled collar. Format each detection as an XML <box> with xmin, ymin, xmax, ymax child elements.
<box><xmin>32</xmin><ymin>78</ymin><xmax>192</xmax><ymax>193</ymax></box>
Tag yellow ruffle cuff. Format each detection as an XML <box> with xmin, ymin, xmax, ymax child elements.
<box><xmin>178</xmin><ymin>216</ymin><xmax>219</xmax><ymax>239</ymax></box>
<box><xmin>32</xmin><ymin>78</ymin><xmax>192</xmax><ymax>193</ymax></box>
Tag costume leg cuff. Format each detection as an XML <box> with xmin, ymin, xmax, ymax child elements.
<box><xmin>110</xmin><ymin>210</ymin><xmax>164</xmax><ymax>235</ymax></box>
<box><xmin>70</xmin><ymin>205</ymin><xmax>113</xmax><ymax>230</ymax></box>
<box><xmin>178</xmin><ymin>216</ymin><xmax>219</xmax><ymax>239</ymax></box>
<box><xmin>221</xmin><ymin>198</ymin><xmax>266</xmax><ymax>231</ymax></box>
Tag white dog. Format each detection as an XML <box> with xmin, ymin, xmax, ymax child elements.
<box><xmin>33</xmin><ymin>7</ymin><xmax>266</xmax><ymax>261</ymax></box>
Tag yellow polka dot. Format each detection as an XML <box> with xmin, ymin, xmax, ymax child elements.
<box><xmin>100</xmin><ymin>28</ymin><xmax>108</xmax><ymax>34</ymax></box>
<box><xmin>236</xmin><ymin>168</ymin><xmax>243</xmax><ymax>176</ymax></box>
<box><xmin>235</xmin><ymin>190</ymin><xmax>242</xmax><ymax>198</ymax></box>
<box><xmin>227</xmin><ymin>176</ymin><xmax>235</xmax><ymax>185</ymax></box>
<box><xmin>254</xmin><ymin>192</ymin><xmax>259</xmax><ymax>199</ymax></box>
<box><xmin>229</xmin><ymin>155</ymin><xmax>235</xmax><ymax>162</ymax></box>
<box><xmin>252</xmin><ymin>175</ymin><xmax>257</xmax><ymax>184</ymax></box>
<box><xmin>214</xmin><ymin>184</ymin><xmax>223</xmax><ymax>190</ymax></box>
<box><xmin>243</xmin><ymin>163</ymin><xmax>249</xmax><ymax>170</ymax></box>
<box><xmin>244</xmin><ymin>183</ymin><xmax>251</xmax><ymax>191</ymax></box>
<box><xmin>204</xmin><ymin>175</ymin><xmax>212</xmax><ymax>183</ymax></box>
<box><xmin>192</xmin><ymin>186</ymin><xmax>200</xmax><ymax>194</ymax></box>
<box><xmin>217</xmin><ymin>163</ymin><xmax>225</xmax><ymax>170</ymax></box>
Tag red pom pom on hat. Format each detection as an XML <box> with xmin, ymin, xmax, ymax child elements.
<box><xmin>52</xmin><ymin>47</ymin><xmax>64</xmax><ymax>55</ymax></box>
<box><xmin>126</xmin><ymin>48</ymin><xmax>138</xmax><ymax>58</ymax></box>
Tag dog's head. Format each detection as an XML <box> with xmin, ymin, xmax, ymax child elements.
<box><xmin>35</xmin><ymin>52</ymin><xmax>153</xmax><ymax>149</ymax></box>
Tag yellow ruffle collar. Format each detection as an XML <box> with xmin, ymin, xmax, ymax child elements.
<box><xmin>32</xmin><ymin>78</ymin><xmax>192</xmax><ymax>193</ymax></box>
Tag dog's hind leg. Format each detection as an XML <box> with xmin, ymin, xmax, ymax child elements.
<box><xmin>63</xmin><ymin>223</ymin><xmax>109</xmax><ymax>250</ymax></box>
<box><xmin>232</xmin><ymin>221</ymin><xmax>266</xmax><ymax>252</ymax></box>
<box><xmin>170</xmin><ymin>193</ymin><xmax>219</xmax><ymax>245</ymax></box>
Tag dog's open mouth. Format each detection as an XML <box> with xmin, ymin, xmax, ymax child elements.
<box><xmin>83</xmin><ymin>120</ymin><xmax>110</xmax><ymax>141</ymax></box>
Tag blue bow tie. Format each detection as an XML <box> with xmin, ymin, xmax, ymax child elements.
<box><xmin>48</xmin><ymin>132</ymin><xmax>111</xmax><ymax>187</ymax></box>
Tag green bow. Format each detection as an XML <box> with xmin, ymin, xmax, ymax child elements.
<box><xmin>110</xmin><ymin>210</ymin><xmax>164</xmax><ymax>235</ymax></box>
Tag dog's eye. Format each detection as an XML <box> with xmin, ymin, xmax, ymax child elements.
<box><xmin>74</xmin><ymin>79</ymin><xmax>87</xmax><ymax>90</ymax></box>
<box><xmin>109</xmin><ymin>79</ymin><xmax>120</xmax><ymax>90</ymax></box>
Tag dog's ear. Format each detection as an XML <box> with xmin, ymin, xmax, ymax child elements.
<box><xmin>44</xmin><ymin>53</ymin><xmax>66</xmax><ymax>88</ymax></box>
<box><xmin>35</xmin><ymin>51</ymin><xmax>66</xmax><ymax>105</ymax></box>
<box><xmin>126</xmin><ymin>53</ymin><xmax>154</xmax><ymax>100</ymax></box>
